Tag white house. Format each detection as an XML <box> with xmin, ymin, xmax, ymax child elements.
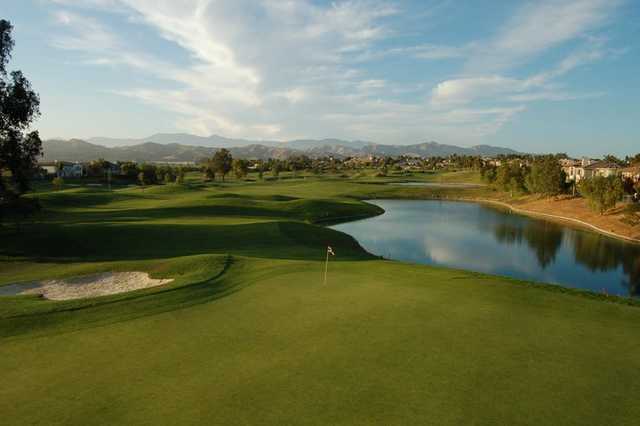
<box><xmin>622</xmin><ymin>165</ymin><xmax>640</xmax><ymax>183</ymax></box>
<box><xmin>583</xmin><ymin>161</ymin><xmax>622</xmax><ymax>180</ymax></box>
<box><xmin>58</xmin><ymin>163</ymin><xmax>85</xmax><ymax>178</ymax></box>
<box><xmin>38</xmin><ymin>162</ymin><xmax>57</xmax><ymax>176</ymax></box>
<box><xmin>561</xmin><ymin>157</ymin><xmax>612</xmax><ymax>183</ymax></box>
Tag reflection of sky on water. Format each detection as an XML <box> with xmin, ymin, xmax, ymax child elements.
<box><xmin>332</xmin><ymin>200</ymin><xmax>640</xmax><ymax>298</ymax></box>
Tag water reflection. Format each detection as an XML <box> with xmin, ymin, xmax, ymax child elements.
<box><xmin>332</xmin><ymin>200</ymin><xmax>640</xmax><ymax>298</ymax></box>
<box><xmin>493</xmin><ymin>221</ymin><xmax>563</xmax><ymax>269</ymax></box>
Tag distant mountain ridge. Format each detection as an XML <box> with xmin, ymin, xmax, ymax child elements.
<box><xmin>42</xmin><ymin>135</ymin><xmax>519</xmax><ymax>162</ymax></box>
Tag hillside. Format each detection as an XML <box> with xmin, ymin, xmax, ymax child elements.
<box><xmin>42</xmin><ymin>136</ymin><xmax>519</xmax><ymax>162</ymax></box>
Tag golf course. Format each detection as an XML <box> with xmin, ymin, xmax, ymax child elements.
<box><xmin>2</xmin><ymin>172</ymin><xmax>640</xmax><ymax>425</ymax></box>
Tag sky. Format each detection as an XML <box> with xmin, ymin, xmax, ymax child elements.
<box><xmin>4</xmin><ymin>0</ymin><xmax>639</xmax><ymax>156</ymax></box>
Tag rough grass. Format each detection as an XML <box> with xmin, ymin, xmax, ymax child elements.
<box><xmin>2</xmin><ymin>173</ymin><xmax>640</xmax><ymax>425</ymax></box>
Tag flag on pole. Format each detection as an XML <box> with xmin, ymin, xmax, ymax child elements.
<box><xmin>323</xmin><ymin>246</ymin><xmax>335</xmax><ymax>285</ymax></box>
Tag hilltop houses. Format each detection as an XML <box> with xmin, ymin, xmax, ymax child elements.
<box><xmin>561</xmin><ymin>158</ymin><xmax>621</xmax><ymax>183</ymax></box>
<box><xmin>622</xmin><ymin>165</ymin><xmax>640</xmax><ymax>183</ymax></box>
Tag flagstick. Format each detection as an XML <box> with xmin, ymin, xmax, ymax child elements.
<box><xmin>323</xmin><ymin>248</ymin><xmax>329</xmax><ymax>286</ymax></box>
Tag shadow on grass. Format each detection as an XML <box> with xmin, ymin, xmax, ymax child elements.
<box><xmin>35</xmin><ymin>196</ymin><xmax>380</xmax><ymax>226</ymax></box>
<box><xmin>1</xmin><ymin>221</ymin><xmax>375</xmax><ymax>262</ymax></box>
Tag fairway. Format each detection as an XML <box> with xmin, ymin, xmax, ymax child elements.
<box><xmin>2</xmin><ymin>176</ymin><xmax>640</xmax><ymax>425</ymax></box>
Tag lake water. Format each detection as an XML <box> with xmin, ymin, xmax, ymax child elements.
<box><xmin>390</xmin><ymin>182</ymin><xmax>485</xmax><ymax>188</ymax></box>
<box><xmin>332</xmin><ymin>200</ymin><xmax>640</xmax><ymax>298</ymax></box>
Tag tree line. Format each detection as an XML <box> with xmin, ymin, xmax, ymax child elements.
<box><xmin>0</xmin><ymin>20</ymin><xmax>42</xmax><ymax>225</ymax></box>
<box><xmin>480</xmin><ymin>155</ymin><xmax>635</xmax><ymax>214</ymax></box>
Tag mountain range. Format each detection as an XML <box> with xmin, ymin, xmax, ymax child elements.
<box><xmin>42</xmin><ymin>134</ymin><xmax>519</xmax><ymax>162</ymax></box>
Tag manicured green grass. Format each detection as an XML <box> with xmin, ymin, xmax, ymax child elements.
<box><xmin>2</xmin><ymin>173</ymin><xmax>640</xmax><ymax>425</ymax></box>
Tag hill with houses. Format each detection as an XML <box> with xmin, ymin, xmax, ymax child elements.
<box><xmin>42</xmin><ymin>135</ymin><xmax>519</xmax><ymax>162</ymax></box>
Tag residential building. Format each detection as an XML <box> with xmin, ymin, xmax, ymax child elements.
<box><xmin>583</xmin><ymin>161</ymin><xmax>622</xmax><ymax>180</ymax></box>
<box><xmin>58</xmin><ymin>162</ymin><xmax>85</xmax><ymax>178</ymax></box>
<box><xmin>622</xmin><ymin>165</ymin><xmax>640</xmax><ymax>183</ymax></box>
<box><xmin>38</xmin><ymin>161</ymin><xmax>57</xmax><ymax>176</ymax></box>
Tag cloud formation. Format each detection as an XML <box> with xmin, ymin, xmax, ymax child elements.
<box><xmin>48</xmin><ymin>0</ymin><xmax>624</xmax><ymax>143</ymax></box>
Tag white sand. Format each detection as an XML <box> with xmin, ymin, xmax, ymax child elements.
<box><xmin>0</xmin><ymin>272</ymin><xmax>174</xmax><ymax>300</ymax></box>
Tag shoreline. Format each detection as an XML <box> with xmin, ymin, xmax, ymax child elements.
<box><xmin>337</xmin><ymin>196</ymin><xmax>640</xmax><ymax>306</ymax></box>
<box><xmin>353</xmin><ymin>192</ymin><xmax>640</xmax><ymax>245</ymax></box>
<box><xmin>459</xmin><ymin>197</ymin><xmax>640</xmax><ymax>245</ymax></box>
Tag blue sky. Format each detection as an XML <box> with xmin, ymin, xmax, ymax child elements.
<box><xmin>4</xmin><ymin>0</ymin><xmax>639</xmax><ymax>156</ymax></box>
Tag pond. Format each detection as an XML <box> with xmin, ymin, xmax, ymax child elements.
<box><xmin>389</xmin><ymin>182</ymin><xmax>485</xmax><ymax>188</ymax></box>
<box><xmin>331</xmin><ymin>200</ymin><xmax>640</xmax><ymax>298</ymax></box>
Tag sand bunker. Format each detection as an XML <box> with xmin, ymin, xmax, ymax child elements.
<box><xmin>0</xmin><ymin>272</ymin><xmax>174</xmax><ymax>301</ymax></box>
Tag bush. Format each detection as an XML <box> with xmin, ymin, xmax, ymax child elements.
<box><xmin>52</xmin><ymin>177</ymin><xmax>64</xmax><ymax>190</ymax></box>
<box><xmin>579</xmin><ymin>175</ymin><xmax>624</xmax><ymax>214</ymax></box>
<box><xmin>525</xmin><ymin>156</ymin><xmax>567</xmax><ymax>196</ymax></box>
<box><xmin>495</xmin><ymin>162</ymin><xmax>527</xmax><ymax>196</ymax></box>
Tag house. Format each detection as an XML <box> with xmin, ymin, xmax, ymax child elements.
<box><xmin>58</xmin><ymin>162</ymin><xmax>85</xmax><ymax>178</ymax></box>
<box><xmin>583</xmin><ymin>161</ymin><xmax>622</xmax><ymax>180</ymax></box>
<box><xmin>562</xmin><ymin>158</ymin><xmax>613</xmax><ymax>183</ymax></box>
<box><xmin>38</xmin><ymin>161</ymin><xmax>58</xmax><ymax>176</ymax></box>
<box><xmin>560</xmin><ymin>158</ymin><xmax>582</xmax><ymax>182</ymax></box>
<box><xmin>622</xmin><ymin>165</ymin><xmax>640</xmax><ymax>183</ymax></box>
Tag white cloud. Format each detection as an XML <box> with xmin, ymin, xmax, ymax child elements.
<box><xmin>46</xmin><ymin>0</ymin><xmax>624</xmax><ymax>143</ymax></box>
<box><xmin>49</xmin><ymin>0</ymin><xmax>404</xmax><ymax>138</ymax></box>
<box><xmin>430</xmin><ymin>76</ymin><xmax>534</xmax><ymax>107</ymax></box>
<box><xmin>52</xmin><ymin>11</ymin><xmax>117</xmax><ymax>51</ymax></box>
<box><xmin>465</xmin><ymin>0</ymin><xmax>618</xmax><ymax>73</ymax></box>
<box><xmin>357</xmin><ymin>79</ymin><xmax>386</xmax><ymax>91</ymax></box>
<box><xmin>429</xmin><ymin>1</ymin><xmax>623</xmax><ymax>111</ymax></box>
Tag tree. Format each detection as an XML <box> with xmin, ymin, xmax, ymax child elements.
<box><xmin>495</xmin><ymin>162</ymin><xmax>526</xmax><ymax>196</ymax></box>
<box><xmin>579</xmin><ymin>175</ymin><xmax>624</xmax><ymax>214</ymax></box>
<box><xmin>257</xmin><ymin>161</ymin><xmax>264</xmax><ymax>180</ymax></box>
<box><xmin>525</xmin><ymin>155</ymin><xmax>567</xmax><ymax>196</ymax></box>
<box><xmin>232</xmin><ymin>158</ymin><xmax>248</xmax><ymax>179</ymax></box>
<box><xmin>137</xmin><ymin>164</ymin><xmax>157</xmax><ymax>186</ymax></box>
<box><xmin>52</xmin><ymin>176</ymin><xmax>64</xmax><ymax>191</ymax></box>
<box><xmin>119</xmin><ymin>161</ymin><xmax>138</xmax><ymax>179</ymax></box>
<box><xmin>207</xmin><ymin>149</ymin><xmax>233</xmax><ymax>181</ymax></box>
<box><xmin>0</xmin><ymin>20</ymin><xmax>42</xmax><ymax>220</ymax></box>
<box><xmin>86</xmin><ymin>159</ymin><xmax>108</xmax><ymax>178</ymax></box>
<box><xmin>480</xmin><ymin>164</ymin><xmax>497</xmax><ymax>183</ymax></box>
<box><xmin>623</xmin><ymin>177</ymin><xmax>636</xmax><ymax>195</ymax></box>
<box><xmin>175</xmin><ymin>167</ymin><xmax>186</xmax><ymax>184</ymax></box>
<box><xmin>604</xmin><ymin>154</ymin><xmax>624</xmax><ymax>166</ymax></box>
<box><xmin>272</xmin><ymin>161</ymin><xmax>282</xmax><ymax>178</ymax></box>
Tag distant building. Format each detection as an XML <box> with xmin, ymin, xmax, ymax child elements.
<box><xmin>58</xmin><ymin>162</ymin><xmax>85</xmax><ymax>178</ymax></box>
<box><xmin>583</xmin><ymin>161</ymin><xmax>622</xmax><ymax>180</ymax></box>
<box><xmin>622</xmin><ymin>165</ymin><xmax>640</xmax><ymax>183</ymax></box>
<box><xmin>561</xmin><ymin>157</ymin><xmax>617</xmax><ymax>183</ymax></box>
<box><xmin>38</xmin><ymin>161</ymin><xmax>57</xmax><ymax>176</ymax></box>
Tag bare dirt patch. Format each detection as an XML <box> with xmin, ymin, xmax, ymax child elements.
<box><xmin>513</xmin><ymin>196</ymin><xmax>640</xmax><ymax>242</ymax></box>
<box><xmin>0</xmin><ymin>272</ymin><xmax>174</xmax><ymax>300</ymax></box>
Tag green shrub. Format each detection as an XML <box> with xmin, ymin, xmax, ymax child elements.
<box><xmin>52</xmin><ymin>177</ymin><xmax>64</xmax><ymax>190</ymax></box>
<box><xmin>579</xmin><ymin>175</ymin><xmax>624</xmax><ymax>214</ymax></box>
